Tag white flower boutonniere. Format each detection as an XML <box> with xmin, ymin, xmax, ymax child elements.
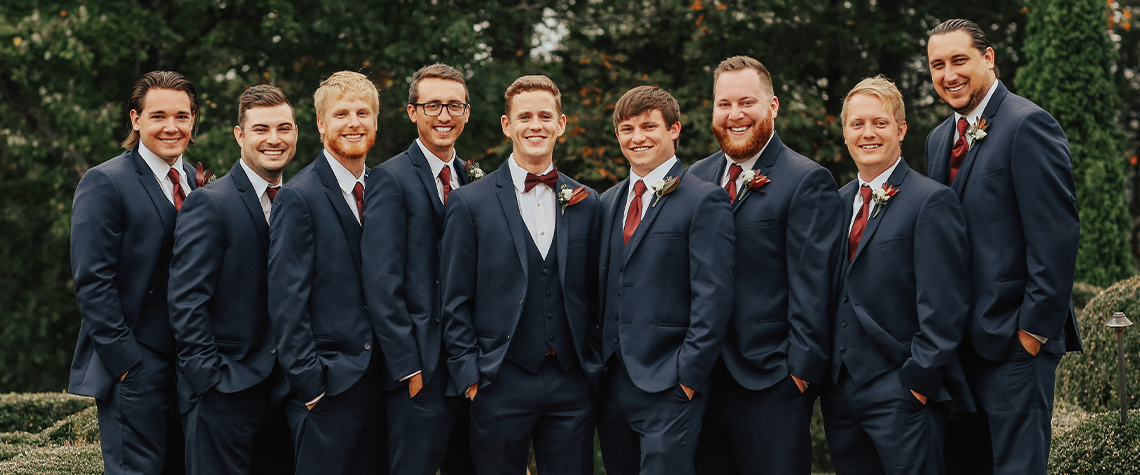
<box><xmin>965</xmin><ymin>117</ymin><xmax>990</xmax><ymax>151</ymax></box>
<box><xmin>737</xmin><ymin>169</ymin><xmax>770</xmax><ymax>202</ymax></box>
<box><xmin>649</xmin><ymin>176</ymin><xmax>680</xmax><ymax>208</ymax></box>
<box><xmin>871</xmin><ymin>184</ymin><xmax>899</xmax><ymax>218</ymax></box>
<box><xmin>465</xmin><ymin>160</ymin><xmax>485</xmax><ymax>181</ymax></box>
<box><xmin>557</xmin><ymin>184</ymin><xmax>588</xmax><ymax>215</ymax></box>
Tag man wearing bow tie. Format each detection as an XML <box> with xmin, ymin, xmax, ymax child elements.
<box><xmin>440</xmin><ymin>75</ymin><xmax>602</xmax><ymax>475</ymax></box>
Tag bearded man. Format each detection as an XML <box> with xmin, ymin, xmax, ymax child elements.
<box><xmin>268</xmin><ymin>71</ymin><xmax>387</xmax><ymax>475</ymax></box>
<box><xmin>688</xmin><ymin>55</ymin><xmax>844</xmax><ymax>475</ymax></box>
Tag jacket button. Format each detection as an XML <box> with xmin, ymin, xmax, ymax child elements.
<box><xmin>841</xmin><ymin>321</ymin><xmax>847</xmax><ymax>328</ymax></box>
<box><xmin>542</xmin><ymin>268</ymin><xmax>550</xmax><ymax>275</ymax></box>
<box><xmin>545</xmin><ymin>291</ymin><xmax>552</xmax><ymax>297</ymax></box>
<box><xmin>270</xmin><ymin>348</ymin><xmax>277</xmax><ymax>354</ymax></box>
<box><xmin>619</xmin><ymin>266</ymin><xmax>624</xmax><ymax>272</ymax></box>
<box><xmin>839</xmin><ymin>346</ymin><xmax>846</xmax><ymax>352</ymax></box>
<box><xmin>842</xmin><ymin>297</ymin><xmax>849</xmax><ymax>303</ymax></box>
<box><xmin>434</xmin><ymin>318</ymin><xmax>440</xmax><ymax>325</ymax></box>
<box><xmin>507</xmin><ymin>334</ymin><xmax>511</xmax><ymax>340</ymax></box>
<box><xmin>148</xmin><ymin>287</ymin><xmax>155</xmax><ymax>295</ymax></box>
<box><xmin>548</xmin><ymin>334</ymin><xmax>555</xmax><ymax>341</ymax></box>
<box><xmin>612</xmin><ymin>338</ymin><xmax>619</xmax><ymax>344</ymax></box>
<box><xmin>364</xmin><ymin>343</ymin><xmax>372</xmax><ymax>350</ymax></box>
<box><xmin>546</xmin><ymin>313</ymin><xmax>553</xmax><ymax>319</ymax></box>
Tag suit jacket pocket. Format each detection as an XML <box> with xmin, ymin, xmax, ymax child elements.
<box><xmin>973</xmin><ymin>166</ymin><xmax>1005</xmax><ymax>182</ymax></box>
<box><xmin>570</xmin><ymin>237</ymin><xmax>590</xmax><ymax>247</ymax></box>
<box><xmin>649</xmin><ymin>231</ymin><xmax>683</xmax><ymax>239</ymax></box>
<box><xmin>872</xmin><ymin>236</ymin><xmax>907</xmax><ymax>250</ymax></box>
<box><xmin>740</xmin><ymin>218</ymin><xmax>777</xmax><ymax>230</ymax></box>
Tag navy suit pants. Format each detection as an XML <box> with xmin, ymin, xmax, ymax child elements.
<box><xmin>286</xmin><ymin>371</ymin><xmax>387</xmax><ymax>475</ymax></box>
<box><xmin>695</xmin><ymin>363</ymin><xmax>811</xmax><ymax>475</ymax></box>
<box><xmin>96</xmin><ymin>344</ymin><xmax>183</xmax><ymax>475</ymax></box>
<box><xmin>821</xmin><ymin>367</ymin><xmax>946</xmax><ymax>475</ymax></box>
<box><xmin>598</xmin><ymin>359</ymin><xmax>707</xmax><ymax>475</ymax></box>
<box><xmin>945</xmin><ymin>346</ymin><xmax>1061</xmax><ymax>475</ymax></box>
<box><xmin>470</xmin><ymin>357</ymin><xmax>596</xmax><ymax>475</ymax></box>
<box><xmin>183</xmin><ymin>379</ymin><xmax>294</xmax><ymax>475</ymax></box>
<box><xmin>386</xmin><ymin>362</ymin><xmax>474</xmax><ymax>475</ymax></box>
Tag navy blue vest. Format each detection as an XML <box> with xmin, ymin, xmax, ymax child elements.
<box><xmin>603</xmin><ymin>209</ymin><xmax>627</xmax><ymax>365</ymax></box>
<box><xmin>505</xmin><ymin>230</ymin><xmax>576</xmax><ymax>373</ymax></box>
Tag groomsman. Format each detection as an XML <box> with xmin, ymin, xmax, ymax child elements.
<box><xmin>440</xmin><ymin>75</ymin><xmax>603</xmax><ymax>475</ymax></box>
<box><xmin>168</xmin><ymin>85</ymin><xmax>297</xmax><ymax>475</ymax></box>
<box><xmin>69</xmin><ymin>70</ymin><xmax>198</xmax><ymax>475</ymax></box>
<box><xmin>596</xmin><ymin>85</ymin><xmax>735</xmax><ymax>475</ymax></box>
<box><xmin>925</xmin><ymin>19</ymin><xmax>1081</xmax><ymax>475</ymax></box>
<box><xmin>269</xmin><ymin>71</ymin><xmax>386</xmax><ymax>475</ymax></box>
<box><xmin>690</xmin><ymin>55</ymin><xmax>843</xmax><ymax>475</ymax></box>
<box><xmin>363</xmin><ymin>63</ymin><xmax>475</xmax><ymax>475</ymax></box>
<box><xmin>822</xmin><ymin>76</ymin><xmax>973</xmax><ymax>475</ymax></box>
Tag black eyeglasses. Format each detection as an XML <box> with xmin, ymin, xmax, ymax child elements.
<box><xmin>410</xmin><ymin>102</ymin><xmax>470</xmax><ymax>117</ymax></box>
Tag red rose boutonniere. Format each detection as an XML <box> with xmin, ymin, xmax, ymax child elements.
<box><xmin>557</xmin><ymin>184</ymin><xmax>588</xmax><ymax>216</ymax></box>
<box><xmin>870</xmin><ymin>183</ymin><xmax>898</xmax><ymax>218</ymax></box>
<box><xmin>195</xmin><ymin>162</ymin><xmax>215</xmax><ymax>188</ymax></box>
<box><xmin>736</xmin><ymin>169</ymin><xmax>770</xmax><ymax>202</ymax></box>
<box><xmin>650</xmin><ymin>176</ymin><xmax>680</xmax><ymax>208</ymax></box>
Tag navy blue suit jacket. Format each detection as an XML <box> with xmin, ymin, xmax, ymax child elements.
<box><xmin>362</xmin><ymin>143</ymin><xmax>467</xmax><ymax>390</ymax></box>
<box><xmin>598</xmin><ymin>162</ymin><xmax>735</xmax><ymax>395</ymax></box>
<box><xmin>834</xmin><ymin>160</ymin><xmax>973</xmax><ymax>411</ymax></box>
<box><xmin>268</xmin><ymin>153</ymin><xmax>374</xmax><ymax>402</ymax></box>
<box><xmin>925</xmin><ymin>81</ymin><xmax>1082</xmax><ymax>361</ymax></box>
<box><xmin>69</xmin><ymin>148</ymin><xmax>198</xmax><ymax>399</ymax></box>
<box><xmin>441</xmin><ymin>166</ymin><xmax>602</xmax><ymax>395</ymax></box>
<box><xmin>688</xmin><ymin>132</ymin><xmax>843</xmax><ymax>389</ymax></box>
<box><xmin>168</xmin><ymin>162</ymin><xmax>279</xmax><ymax>408</ymax></box>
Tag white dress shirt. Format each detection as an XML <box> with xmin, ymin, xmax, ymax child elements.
<box><xmin>507</xmin><ymin>155</ymin><xmax>556</xmax><ymax>259</ymax></box>
<box><xmin>138</xmin><ymin>142</ymin><xmax>192</xmax><ymax>205</ymax></box>
<box><xmin>848</xmin><ymin>156</ymin><xmax>902</xmax><ymax>233</ymax></box>
<box><xmin>416</xmin><ymin>139</ymin><xmax>461</xmax><ymax>203</ymax></box>
<box><xmin>953</xmin><ymin>80</ymin><xmax>1000</xmax><ymax>146</ymax></box>
<box><xmin>719</xmin><ymin>133</ymin><xmax>771</xmax><ymax>188</ymax></box>
<box><xmin>324</xmin><ymin>149</ymin><xmax>366</xmax><ymax>224</ymax></box>
<box><xmin>624</xmin><ymin>156</ymin><xmax>680</xmax><ymax>220</ymax></box>
<box><xmin>238</xmin><ymin>158</ymin><xmax>278</xmax><ymax>224</ymax></box>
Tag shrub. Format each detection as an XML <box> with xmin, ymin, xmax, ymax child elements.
<box><xmin>0</xmin><ymin>393</ymin><xmax>94</xmax><ymax>434</ymax></box>
<box><xmin>41</xmin><ymin>406</ymin><xmax>99</xmax><ymax>446</ymax></box>
<box><xmin>0</xmin><ymin>445</ymin><xmax>104</xmax><ymax>475</ymax></box>
<box><xmin>1056</xmin><ymin>276</ymin><xmax>1140</xmax><ymax>412</ymax></box>
<box><xmin>1048</xmin><ymin>409</ymin><xmax>1140</xmax><ymax>474</ymax></box>
<box><xmin>1072</xmin><ymin>282</ymin><xmax>1105</xmax><ymax>310</ymax></box>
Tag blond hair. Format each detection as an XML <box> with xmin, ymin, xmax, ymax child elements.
<box><xmin>314</xmin><ymin>71</ymin><xmax>380</xmax><ymax>119</ymax></box>
<box><xmin>841</xmin><ymin>75</ymin><xmax>905</xmax><ymax>126</ymax></box>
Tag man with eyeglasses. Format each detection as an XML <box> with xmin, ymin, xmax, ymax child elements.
<box><xmin>363</xmin><ymin>63</ymin><xmax>476</xmax><ymax>475</ymax></box>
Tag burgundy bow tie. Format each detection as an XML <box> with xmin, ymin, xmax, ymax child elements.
<box><xmin>524</xmin><ymin>170</ymin><xmax>558</xmax><ymax>192</ymax></box>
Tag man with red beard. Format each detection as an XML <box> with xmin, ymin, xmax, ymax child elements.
<box><xmin>269</xmin><ymin>71</ymin><xmax>386</xmax><ymax>475</ymax></box>
<box><xmin>688</xmin><ymin>55</ymin><xmax>843</xmax><ymax>475</ymax></box>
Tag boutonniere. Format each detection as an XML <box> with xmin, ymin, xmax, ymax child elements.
<box><xmin>465</xmin><ymin>160</ymin><xmax>485</xmax><ymax>182</ymax></box>
<box><xmin>650</xmin><ymin>176</ymin><xmax>680</xmax><ymax>208</ymax></box>
<box><xmin>195</xmin><ymin>162</ymin><xmax>215</xmax><ymax>187</ymax></box>
<box><xmin>870</xmin><ymin>184</ymin><xmax>898</xmax><ymax>218</ymax></box>
<box><xmin>965</xmin><ymin>117</ymin><xmax>989</xmax><ymax>151</ymax></box>
<box><xmin>736</xmin><ymin>169</ymin><xmax>770</xmax><ymax>202</ymax></box>
<box><xmin>557</xmin><ymin>184</ymin><xmax>588</xmax><ymax>216</ymax></box>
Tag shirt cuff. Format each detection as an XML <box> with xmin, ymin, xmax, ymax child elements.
<box><xmin>399</xmin><ymin>370</ymin><xmax>422</xmax><ymax>382</ymax></box>
<box><xmin>1023</xmin><ymin>330</ymin><xmax>1048</xmax><ymax>344</ymax></box>
<box><xmin>305</xmin><ymin>392</ymin><xmax>325</xmax><ymax>406</ymax></box>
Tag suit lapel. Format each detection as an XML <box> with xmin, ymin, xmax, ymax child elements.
<box><xmin>734</xmin><ymin>132</ymin><xmax>783</xmax><ymax>211</ymax></box>
<box><xmin>623</xmin><ymin>162</ymin><xmax>686</xmax><ymax>265</ymax></box>
<box><xmin>929</xmin><ymin>118</ymin><xmax>955</xmax><ymax>185</ymax></box>
<box><xmin>183</xmin><ymin>161</ymin><xmax>199</xmax><ymax>191</ymax></box>
<box><xmin>230</xmin><ymin>162</ymin><xmax>270</xmax><ymax>249</ymax></box>
<box><xmin>131</xmin><ymin>149</ymin><xmax>178</xmax><ymax>235</ymax></box>
<box><xmin>555</xmin><ymin>174</ymin><xmax>571</xmax><ymax>287</ymax></box>
<box><xmin>494</xmin><ymin>168</ymin><xmax>530</xmax><ymax>278</ymax></box>
<box><xmin>849</xmin><ymin>160</ymin><xmax>910</xmax><ymax>267</ymax></box>
<box><xmin>952</xmin><ymin>81</ymin><xmax>1008</xmax><ymax>196</ymax></box>
<box><xmin>408</xmin><ymin>143</ymin><xmax>447</xmax><ymax>219</ymax></box>
<box><xmin>454</xmin><ymin>157</ymin><xmax>469</xmax><ymax>186</ymax></box>
<box><xmin>315</xmin><ymin>155</ymin><xmax>363</xmax><ymax>274</ymax></box>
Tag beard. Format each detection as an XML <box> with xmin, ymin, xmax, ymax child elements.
<box><xmin>713</xmin><ymin>115</ymin><xmax>774</xmax><ymax>160</ymax></box>
<box><xmin>326</xmin><ymin>131</ymin><xmax>376</xmax><ymax>160</ymax></box>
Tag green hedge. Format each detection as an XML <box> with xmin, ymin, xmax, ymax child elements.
<box><xmin>0</xmin><ymin>393</ymin><xmax>94</xmax><ymax>434</ymax></box>
<box><xmin>1057</xmin><ymin>276</ymin><xmax>1140</xmax><ymax>412</ymax></box>
<box><xmin>1048</xmin><ymin>409</ymin><xmax>1140</xmax><ymax>474</ymax></box>
<box><xmin>1071</xmin><ymin>282</ymin><xmax>1105</xmax><ymax>310</ymax></box>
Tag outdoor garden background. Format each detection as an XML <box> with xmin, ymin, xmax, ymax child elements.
<box><xmin>2</xmin><ymin>0</ymin><xmax>1140</xmax><ymax>473</ymax></box>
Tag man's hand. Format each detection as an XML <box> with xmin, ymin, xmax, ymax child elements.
<box><xmin>467</xmin><ymin>383</ymin><xmax>478</xmax><ymax>401</ymax></box>
<box><xmin>680</xmin><ymin>383</ymin><xmax>695</xmax><ymax>400</ymax></box>
<box><xmin>1019</xmin><ymin>329</ymin><xmax>1042</xmax><ymax>356</ymax></box>
<box><xmin>408</xmin><ymin>373</ymin><xmax>423</xmax><ymax>398</ymax></box>
<box><xmin>791</xmin><ymin>374</ymin><xmax>807</xmax><ymax>393</ymax></box>
<box><xmin>119</xmin><ymin>371</ymin><xmax>128</xmax><ymax>382</ymax></box>
<box><xmin>306</xmin><ymin>400</ymin><xmax>319</xmax><ymax>410</ymax></box>
<box><xmin>910</xmin><ymin>390</ymin><xmax>928</xmax><ymax>405</ymax></box>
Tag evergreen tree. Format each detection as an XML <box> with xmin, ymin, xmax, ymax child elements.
<box><xmin>1016</xmin><ymin>0</ymin><xmax>1136</xmax><ymax>287</ymax></box>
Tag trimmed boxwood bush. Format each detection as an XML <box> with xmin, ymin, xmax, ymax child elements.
<box><xmin>1072</xmin><ymin>282</ymin><xmax>1105</xmax><ymax>310</ymax></box>
<box><xmin>0</xmin><ymin>393</ymin><xmax>94</xmax><ymax>433</ymax></box>
<box><xmin>1057</xmin><ymin>276</ymin><xmax>1140</xmax><ymax>412</ymax></box>
<box><xmin>0</xmin><ymin>445</ymin><xmax>104</xmax><ymax>475</ymax></box>
<box><xmin>1048</xmin><ymin>409</ymin><xmax>1140</xmax><ymax>474</ymax></box>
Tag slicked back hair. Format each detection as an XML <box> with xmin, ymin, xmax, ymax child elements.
<box><xmin>121</xmin><ymin>70</ymin><xmax>199</xmax><ymax>149</ymax></box>
<box><xmin>612</xmin><ymin>85</ymin><xmax>680</xmax><ymax>129</ymax></box>
<box><xmin>841</xmin><ymin>75</ymin><xmax>906</xmax><ymax>126</ymax></box>
<box><xmin>313</xmin><ymin>71</ymin><xmax>380</xmax><ymax>120</ymax></box>
<box><xmin>713</xmin><ymin>55</ymin><xmax>774</xmax><ymax>98</ymax></box>
<box><xmin>504</xmin><ymin>75</ymin><xmax>561</xmax><ymax>116</ymax></box>
<box><xmin>408</xmin><ymin>63</ymin><xmax>469</xmax><ymax>104</ymax></box>
<box><xmin>238</xmin><ymin>85</ymin><xmax>293</xmax><ymax>129</ymax></box>
<box><xmin>929</xmin><ymin>18</ymin><xmax>1000</xmax><ymax>78</ymax></box>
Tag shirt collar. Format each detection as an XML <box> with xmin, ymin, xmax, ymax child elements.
<box><xmin>416</xmin><ymin>138</ymin><xmax>457</xmax><ymax>179</ymax></box>
<box><xmin>138</xmin><ymin>142</ymin><xmax>185</xmax><ymax>182</ymax></box>
<box><xmin>507</xmin><ymin>154</ymin><xmax>555</xmax><ymax>193</ymax></box>
<box><xmin>628</xmin><ymin>156</ymin><xmax>679</xmax><ymax>195</ymax></box>
<box><xmin>323</xmin><ymin>149</ymin><xmax>364</xmax><ymax>194</ymax></box>
<box><xmin>858</xmin><ymin>156</ymin><xmax>903</xmax><ymax>192</ymax></box>
<box><xmin>238</xmin><ymin>158</ymin><xmax>273</xmax><ymax>198</ymax></box>
<box><xmin>955</xmin><ymin>80</ymin><xmax>1000</xmax><ymax>126</ymax></box>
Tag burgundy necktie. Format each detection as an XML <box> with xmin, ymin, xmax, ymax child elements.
<box><xmin>624</xmin><ymin>180</ymin><xmax>647</xmax><ymax>245</ymax></box>
<box><xmin>168</xmin><ymin>168</ymin><xmax>186</xmax><ymax>211</ymax></box>
<box><xmin>724</xmin><ymin>163</ymin><xmax>743</xmax><ymax>203</ymax></box>
<box><xmin>352</xmin><ymin>182</ymin><xmax>364</xmax><ymax>224</ymax></box>
<box><xmin>949</xmin><ymin>117</ymin><xmax>969</xmax><ymax>182</ymax></box>
<box><xmin>848</xmin><ymin>185</ymin><xmax>872</xmax><ymax>262</ymax></box>
<box><xmin>266</xmin><ymin>186</ymin><xmax>279</xmax><ymax>202</ymax></box>
<box><xmin>524</xmin><ymin>170</ymin><xmax>559</xmax><ymax>192</ymax></box>
<box><xmin>439</xmin><ymin>166</ymin><xmax>452</xmax><ymax>205</ymax></box>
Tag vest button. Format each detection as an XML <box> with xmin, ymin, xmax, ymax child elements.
<box><xmin>548</xmin><ymin>334</ymin><xmax>555</xmax><ymax>341</ymax></box>
<box><xmin>542</xmin><ymin>268</ymin><xmax>550</xmax><ymax>275</ymax></box>
<box><xmin>270</xmin><ymin>348</ymin><xmax>277</xmax><ymax>354</ymax></box>
<box><xmin>364</xmin><ymin>343</ymin><xmax>372</xmax><ymax>350</ymax></box>
<box><xmin>545</xmin><ymin>291</ymin><xmax>551</xmax><ymax>297</ymax></box>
